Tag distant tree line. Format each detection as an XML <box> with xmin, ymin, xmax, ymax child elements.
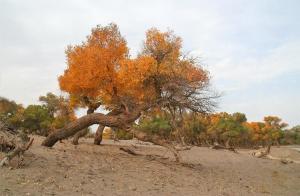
<box><xmin>0</xmin><ymin>93</ymin><xmax>75</xmax><ymax>136</ymax></box>
<box><xmin>135</xmin><ymin>111</ymin><xmax>300</xmax><ymax>147</ymax></box>
<box><xmin>0</xmin><ymin>94</ymin><xmax>299</xmax><ymax>146</ymax></box>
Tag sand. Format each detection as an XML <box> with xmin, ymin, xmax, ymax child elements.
<box><xmin>1</xmin><ymin>136</ymin><xmax>300</xmax><ymax>196</ymax></box>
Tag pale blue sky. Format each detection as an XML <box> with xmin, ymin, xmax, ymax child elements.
<box><xmin>0</xmin><ymin>0</ymin><xmax>299</xmax><ymax>126</ymax></box>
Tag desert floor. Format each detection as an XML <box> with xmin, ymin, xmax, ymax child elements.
<box><xmin>1</xmin><ymin>136</ymin><xmax>300</xmax><ymax>196</ymax></box>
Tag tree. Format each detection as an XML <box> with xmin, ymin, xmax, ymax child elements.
<box><xmin>0</xmin><ymin>97</ymin><xmax>24</xmax><ymax>129</ymax></box>
<box><xmin>180</xmin><ymin>113</ymin><xmax>210</xmax><ymax>145</ymax></box>
<box><xmin>39</xmin><ymin>92</ymin><xmax>76</xmax><ymax>130</ymax></box>
<box><xmin>207</xmin><ymin>112</ymin><xmax>248</xmax><ymax>148</ymax></box>
<box><xmin>247</xmin><ymin>116</ymin><xmax>287</xmax><ymax>149</ymax></box>
<box><xmin>282</xmin><ymin>125</ymin><xmax>300</xmax><ymax>144</ymax></box>
<box><xmin>246</xmin><ymin>122</ymin><xmax>266</xmax><ymax>146</ymax></box>
<box><xmin>59</xmin><ymin>24</ymin><xmax>128</xmax><ymax>145</ymax></box>
<box><xmin>137</xmin><ymin>115</ymin><xmax>172</xmax><ymax>139</ymax></box>
<box><xmin>22</xmin><ymin>105</ymin><xmax>53</xmax><ymax>136</ymax></box>
<box><xmin>42</xmin><ymin>24</ymin><xmax>216</xmax><ymax>151</ymax></box>
<box><xmin>263</xmin><ymin>116</ymin><xmax>287</xmax><ymax>145</ymax></box>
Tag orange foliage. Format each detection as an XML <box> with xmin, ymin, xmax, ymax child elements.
<box><xmin>59</xmin><ymin>24</ymin><xmax>209</xmax><ymax>110</ymax></box>
<box><xmin>59</xmin><ymin>24</ymin><xmax>128</xmax><ymax>103</ymax></box>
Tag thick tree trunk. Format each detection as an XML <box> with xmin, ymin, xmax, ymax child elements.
<box><xmin>72</xmin><ymin>105</ymin><xmax>126</xmax><ymax>145</ymax></box>
<box><xmin>72</xmin><ymin>105</ymin><xmax>96</xmax><ymax>145</ymax></box>
<box><xmin>42</xmin><ymin>109</ymin><xmax>142</xmax><ymax>147</ymax></box>
<box><xmin>94</xmin><ymin>125</ymin><xmax>104</xmax><ymax>145</ymax></box>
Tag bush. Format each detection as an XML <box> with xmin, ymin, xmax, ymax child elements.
<box><xmin>137</xmin><ymin>116</ymin><xmax>172</xmax><ymax>138</ymax></box>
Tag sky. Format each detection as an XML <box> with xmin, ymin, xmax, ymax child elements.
<box><xmin>0</xmin><ymin>0</ymin><xmax>299</xmax><ymax>127</ymax></box>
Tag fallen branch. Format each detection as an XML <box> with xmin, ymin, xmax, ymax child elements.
<box><xmin>252</xmin><ymin>144</ymin><xmax>300</xmax><ymax>164</ymax></box>
<box><xmin>0</xmin><ymin>121</ymin><xmax>34</xmax><ymax>167</ymax></box>
<box><xmin>252</xmin><ymin>144</ymin><xmax>271</xmax><ymax>158</ymax></box>
<box><xmin>210</xmin><ymin>143</ymin><xmax>237</xmax><ymax>153</ymax></box>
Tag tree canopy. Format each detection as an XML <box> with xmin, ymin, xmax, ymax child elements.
<box><xmin>58</xmin><ymin>23</ymin><xmax>214</xmax><ymax>114</ymax></box>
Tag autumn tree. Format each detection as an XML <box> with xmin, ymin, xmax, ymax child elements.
<box><xmin>58</xmin><ymin>24</ymin><xmax>128</xmax><ymax>145</ymax></box>
<box><xmin>180</xmin><ymin>113</ymin><xmax>211</xmax><ymax>145</ymax></box>
<box><xmin>42</xmin><ymin>23</ymin><xmax>216</xmax><ymax>151</ymax></box>
<box><xmin>39</xmin><ymin>92</ymin><xmax>76</xmax><ymax>130</ymax></box>
<box><xmin>0</xmin><ymin>97</ymin><xmax>24</xmax><ymax>129</ymax></box>
<box><xmin>207</xmin><ymin>112</ymin><xmax>248</xmax><ymax>148</ymax></box>
<box><xmin>263</xmin><ymin>116</ymin><xmax>287</xmax><ymax>146</ymax></box>
<box><xmin>246</xmin><ymin>116</ymin><xmax>287</xmax><ymax>151</ymax></box>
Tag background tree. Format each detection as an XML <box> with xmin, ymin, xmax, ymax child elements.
<box><xmin>207</xmin><ymin>112</ymin><xmax>248</xmax><ymax>148</ymax></box>
<box><xmin>263</xmin><ymin>116</ymin><xmax>287</xmax><ymax>146</ymax></box>
<box><xmin>0</xmin><ymin>97</ymin><xmax>24</xmax><ymax>129</ymax></box>
<box><xmin>22</xmin><ymin>105</ymin><xmax>53</xmax><ymax>136</ymax></box>
<box><xmin>39</xmin><ymin>92</ymin><xmax>76</xmax><ymax>130</ymax></box>
<box><xmin>281</xmin><ymin>125</ymin><xmax>300</xmax><ymax>144</ymax></box>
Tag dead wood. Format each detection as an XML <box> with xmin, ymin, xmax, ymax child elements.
<box><xmin>0</xmin><ymin>121</ymin><xmax>34</xmax><ymax>167</ymax></box>
<box><xmin>253</xmin><ymin>143</ymin><xmax>272</xmax><ymax>158</ymax></box>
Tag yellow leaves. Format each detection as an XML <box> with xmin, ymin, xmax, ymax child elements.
<box><xmin>58</xmin><ymin>23</ymin><xmax>210</xmax><ymax>109</ymax></box>
<box><xmin>116</xmin><ymin>56</ymin><xmax>157</xmax><ymax>103</ymax></box>
<box><xmin>246</xmin><ymin>116</ymin><xmax>287</xmax><ymax>143</ymax></box>
<box><xmin>143</xmin><ymin>28</ymin><xmax>182</xmax><ymax>64</ymax></box>
<box><xmin>59</xmin><ymin>23</ymin><xmax>128</xmax><ymax>99</ymax></box>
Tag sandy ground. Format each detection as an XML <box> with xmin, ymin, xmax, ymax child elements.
<box><xmin>1</xmin><ymin>136</ymin><xmax>300</xmax><ymax>196</ymax></box>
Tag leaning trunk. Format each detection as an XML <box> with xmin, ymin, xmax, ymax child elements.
<box><xmin>42</xmin><ymin>109</ymin><xmax>142</xmax><ymax>147</ymax></box>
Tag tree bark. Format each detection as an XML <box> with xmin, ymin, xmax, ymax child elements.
<box><xmin>72</xmin><ymin>129</ymin><xmax>89</xmax><ymax>145</ymax></box>
<box><xmin>73</xmin><ymin>105</ymin><xmax>125</xmax><ymax>145</ymax></box>
<box><xmin>72</xmin><ymin>104</ymin><xmax>97</xmax><ymax>145</ymax></box>
<box><xmin>94</xmin><ymin>125</ymin><xmax>104</xmax><ymax>145</ymax></box>
<box><xmin>42</xmin><ymin>109</ymin><xmax>142</xmax><ymax>147</ymax></box>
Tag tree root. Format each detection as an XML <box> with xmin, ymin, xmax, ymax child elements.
<box><xmin>119</xmin><ymin>146</ymin><xmax>202</xmax><ymax>170</ymax></box>
<box><xmin>210</xmin><ymin>143</ymin><xmax>237</xmax><ymax>153</ymax></box>
<box><xmin>119</xmin><ymin>147</ymin><xmax>139</xmax><ymax>155</ymax></box>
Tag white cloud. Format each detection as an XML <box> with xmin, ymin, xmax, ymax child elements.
<box><xmin>193</xmin><ymin>39</ymin><xmax>300</xmax><ymax>91</ymax></box>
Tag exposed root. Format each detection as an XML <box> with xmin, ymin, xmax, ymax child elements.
<box><xmin>252</xmin><ymin>144</ymin><xmax>300</xmax><ymax>164</ymax></box>
<box><xmin>119</xmin><ymin>147</ymin><xmax>139</xmax><ymax>155</ymax></box>
<box><xmin>210</xmin><ymin>143</ymin><xmax>237</xmax><ymax>153</ymax></box>
<box><xmin>145</xmin><ymin>154</ymin><xmax>202</xmax><ymax>171</ymax></box>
